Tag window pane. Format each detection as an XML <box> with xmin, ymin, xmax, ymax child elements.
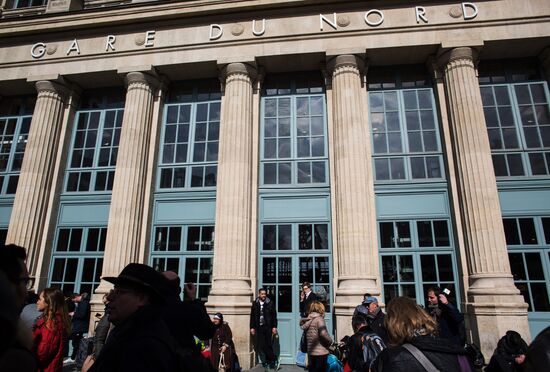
<box><xmin>492</xmin><ymin>154</ymin><xmax>508</xmax><ymax>176</ymax></box>
<box><xmin>542</xmin><ymin>218</ymin><xmax>550</xmax><ymax>244</ymax></box>
<box><xmin>433</xmin><ymin>221</ymin><xmax>450</xmax><ymax>247</ymax></box>
<box><xmin>278</xmin><ymin>225</ymin><xmax>292</xmax><ymax>250</ymax></box>
<box><xmin>411</xmin><ymin>157</ymin><xmax>425</xmax><ymax>179</ymax></box>
<box><xmin>56</xmin><ymin>229</ymin><xmax>70</xmax><ymax>251</ymax></box>
<box><xmin>314</xmin><ymin>224</ymin><xmax>328</xmax><ymax>250</ymax></box>
<box><xmin>390</xmin><ymin>158</ymin><xmax>405</xmax><ymax>179</ymax></box>
<box><xmin>507</xmin><ymin>154</ymin><xmax>525</xmax><ymax>176</ymax></box>
<box><xmin>279</xmin><ymin>257</ymin><xmax>292</xmax><ymax>284</ymax></box>
<box><xmin>399</xmin><ymin>255</ymin><xmax>414</xmax><ymax>281</ymax></box>
<box><xmin>168</xmin><ymin>227</ymin><xmax>181</xmax><ymax>251</ymax></box>
<box><xmin>525</xmin><ymin>253</ymin><xmax>544</xmax><ymax>280</ymax></box>
<box><xmin>263</xmin><ymin>258</ymin><xmax>276</xmax><ymax>283</ymax></box>
<box><xmin>529</xmin><ymin>153</ymin><xmax>547</xmax><ymax>175</ymax></box>
<box><xmin>437</xmin><ymin>255</ymin><xmax>454</xmax><ymax>281</ymax></box>
<box><xmin>382</xmin><ymin>256</ymin><xmax>397</xmax><ymax>282</ymax></box>
<box><xmin>263</xmin><ymin>163</ymin><xmax>276</xmax><ymax>184</ymax></box>
<box><xmin>375</xmin><ymin>158</ymin><xmax>390</xmax><ymax>180</ymax></box>
<box><xmin>187</xmin><ymin>227</ymin><xmax>200</xmax><ymax>251</ymax></box>
<box><xmin>263</xmin><ymin>225</ymin><xmax>276</xmax><ymax>250</ymax></box>
<box><xmin>69</xmin><ymin>229</ymin><xmax>82</xmax><ymax>251</ymax></box>
<box><xmin>278</xmin><ymin>163</ymin><xmax>291</xmax><ymax>184</ymax></box>
<box><xmin>531</xmin><ymin>283</ymin><xmax>550</xmax><ymax>311</ymax></box>
<box><xmin>299</xmin><ymin>224</ymin><xmax>313</xmax><ymax>250</ymax></box>
<box><xmin>509</xmin><ymin>253</ymin><xmax>526</xmax><ymax>280</ymax></box>
<box><xmin>380</xmin><ymin>222</ymin><xmax>394</xmax><ymax>248</ymax></box>
<box><xmin>417</xmin><ymin>221</ymin><xmax>433</xmax><ymax>247</ymax></box>
<box><xmin>519</xmin><ymin>218</ymin><xmax>537</xmax><ymax>245</ymax></box>
<box><xmin>396</xmin><ymin>222</ymin><xmax>411</xmax><ymax>247</ymax></box>
<box><xmin>421</xmin><ymin>255</ymin><xmax>437</xmax><ymax>281</ymax></box>
<box><xmin>311</xmin><ymin>161</ymin><xmax>326</xmax><ymax>183</ymax></box>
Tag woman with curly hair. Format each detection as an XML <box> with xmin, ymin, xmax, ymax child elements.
<box><xmin>33</xmin><ymin>288</ymin><xmax>71</xmax><ymax>372</ymax></box>
<box><xmin>372</xmin><ymin>296</ymin><xmax>472</xmax><ymax>372</ymax></box>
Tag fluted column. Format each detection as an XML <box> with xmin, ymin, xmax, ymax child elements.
<box><xmin>328</xmin><ymin>55</ymin><xmax>380</xmax><ymax>338</ymax></box>
<box><xmin>6</xmin><ymin>79</ymin><xmax>72</xmax><ymax>275</ymax></box>
<box><xmin>95</xmin><ymin>71</ymin><xmax>160</xmax><ymax>294</ymax></box>
<box><xmin>439</xmin><ymin>47</ymin><xmax>530</xmax><ymax>356</ymax></box>
<box><xmin>207</xmin><ymin>62</ymin><xmax>255</xmax><ymax>368</ymax></box>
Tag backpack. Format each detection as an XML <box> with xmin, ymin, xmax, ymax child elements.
<box><xmin>361</xmin><ymin>332</ymin><xmax>386</xmax><ymax>370</ymax></box>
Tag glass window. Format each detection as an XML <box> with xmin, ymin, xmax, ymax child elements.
<box><xmin>380</xmin><ymin>219</ymin><xmax>457</xmax><ymax>306</ymax></box>
<box><xmin>65</xmin><ymin>109</ymin><xmax>123</xmax><ymax>193</ymax></box>
<box><xmin>49</xmin><ymin>227</ymin><xmax>106</xmax><ymax>295</ymax></box>
<box><xmin>480</xmin><ymin>65</ymin><xmax>550</xmax><ymax>177</ymax></box>
<box><xmin>261</xmin><ymin>74</ymin><xmax>328</xmax><ymax>186</ymax></box>
<box><xmin>151</xmin><ymin>224</ymin><xmax>215</xmax><ymax>301</ymax></box>
<box><xmin>369</xmin><ymin>86</ymin><xmax>444</xmax><ymax>182</ymax></box>
<box><xmin>0</xmin><ymin>115</ymin><xmax>31</xmax><ymax>195</ymax></box>
<box><xmin>158</xmin><ymin>82</ymin><xmax>221</xmax><ymax>189</ymax></box>
<box><xmin>9</xmin><ymin>0</ymin><xmax>47</xmax><ymax>9</ymax></box>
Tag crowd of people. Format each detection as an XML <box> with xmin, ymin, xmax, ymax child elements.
<box><xmin>2</xmin><ymin>242</ymin><xmax>550</xmax><ymax>372</ymax></box>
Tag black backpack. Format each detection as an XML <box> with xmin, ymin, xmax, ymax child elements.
<box><xmin>361</xmin><ymin>332</ymin><xmax>386</xmax><ymax>370</ymax></box>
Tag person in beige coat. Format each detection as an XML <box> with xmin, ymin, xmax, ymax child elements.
<box><xmin>300</xmin><ymin>301</ymin><xmax>333</xmax><ymax>372</ymax></box>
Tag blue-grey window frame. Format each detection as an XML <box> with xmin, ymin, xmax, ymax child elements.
<box><xmin>0</xmin><ymin>115</ymin><xmax>31</xmax><ymax>196</ymax></box>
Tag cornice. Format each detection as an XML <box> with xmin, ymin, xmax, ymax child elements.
<box><xmin>0</xmin><ymin>0</ymin><xmax>355</xmax><ymax>38</ymax></box>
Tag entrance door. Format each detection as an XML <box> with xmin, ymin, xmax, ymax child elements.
<box><xmin>259</xmin><ymin>223</ymin><xmax>332</xmax><ymax>365</ymax></box>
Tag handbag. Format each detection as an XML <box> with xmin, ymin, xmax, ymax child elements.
<box><xmin>218</xmin><ymin>353</ymin><xmax>226</xmax><ymax>372</ymax></box>
<box><xmin>300</xmin><ymin>329</ymin><xmax>307</xmax><ymax>353</ymax></box>
<box><xmin>295</xmin><ymin>350</ymin><xmax>308</xmax><ymax>368</ymax></box>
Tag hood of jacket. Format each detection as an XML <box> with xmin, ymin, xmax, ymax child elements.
<box><xmin>256</xmin><ymin>296</ymin><xmax>271</xmax><ymax>305</ymax></box>
<box><xmin>301</xmin><ymin>312</ymin><xmax>322</xmax><ymax>330</ymax></box>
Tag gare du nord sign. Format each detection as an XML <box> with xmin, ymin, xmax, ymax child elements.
<box><xmin>29</xmin><ymin>2</ymin><xmax>479</xmax><ymax>60</ymax></box>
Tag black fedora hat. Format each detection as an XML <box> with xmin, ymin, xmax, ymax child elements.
<box><xmin>103</xmin><ymin>263</ymin><xmax>166</xmax><ymax>303</ymax></box>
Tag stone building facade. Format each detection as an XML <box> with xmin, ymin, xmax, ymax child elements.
<box><xmin>1</xmin><ymin>0</ymin><xmax>550</xmax><ymax>367</ymax></box>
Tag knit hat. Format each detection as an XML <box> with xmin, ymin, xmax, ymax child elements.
<box><xmin>213</xmin><ymin>313</ymin><xmax>224</xmax><ymax>322</ymax></box>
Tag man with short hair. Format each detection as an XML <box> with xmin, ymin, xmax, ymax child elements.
<box><xmin>299</xmin><ymin>282</ymin><xmax>318</xmax><ymax>318</ymax></box>
<box><xmin>250</xmin><ymin>288</ymin><xmax>278</xmax><ymax>371</ymax></box>
<box><xmin>426</xmin><ymin>286</ymin><xmax>465</xmax><ymax>346</ymax></box>
<box><xmin>353</xmin><ymin>294</ymin><xmax>388</xmax><ymax>343</ymax></box>
<box><xmin>0</xmin><ymin>244</ymin><xmax>37</xmax><ymax>371</ymax></box>
<box><xmin>66</xmin><ymin>292</ymin><xmax>91</xmax><ymax>362</ymax></box>
<box><xmin>347</xmin><ymin>314</ymin><xmax>386</xmax><ymax>372</ymax></box>
<box><xmin>89</xmin><ymin>263</ymin><xmax>179</xmax><ymax>372</ymax></box>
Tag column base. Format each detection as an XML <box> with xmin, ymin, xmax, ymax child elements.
<box><xmin>333</xmin><ymin>277</ymin><xmax>380</xmax><ymax>340</ymax></box>
<box><xmin>207</xmin><ymin>279</ymin><xmax>254</xmax><ymax>369</ymax></box>
<box><xmin>466</xmin><ymin>275</ymin><xmax>530</xmax><ymax>361</ymax></box>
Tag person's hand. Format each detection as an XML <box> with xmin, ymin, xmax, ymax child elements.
<box><xmin>220</xmin><ymin>345</ymin><xmax>227</xmax><ymax>353</ymax></box>
<box><xmin>515</xmin><ymin>354</ymin><xmax>525</xmax><ymax>364</ymax></box>
<box><xmin>250</xmin><ymin>328</ymin><xmax>256</xmax><ymax>335</ymax></box>
<box><xmin>272</xmin><ymin>327</ymin><xmax>278</xmax><ymax>335</ymax></box>
<box><xmin>300</xmin><ymin>291</ymin><xmax>305</xmax><ymax>301</ymax></box>
<box><xmin>183</xmin><ymin>282</ymin><xmax>197</xmax><ymax>301</ymax></box>
<box><xmin>438</xmin><ymin>294</ymin><xmax>448</xmax><ymax>305</ymax></box>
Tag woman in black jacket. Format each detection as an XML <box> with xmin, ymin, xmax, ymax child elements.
<box><xmin>210</xmin><ymin>313</ymin><xmax>236</xmax><ymax>372</ymax></box>
<box><xmin>372</xmin><ymin>296</ymin><xmax>472</xmax><ymax>372</ymax></box>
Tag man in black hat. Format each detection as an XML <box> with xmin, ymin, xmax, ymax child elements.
<box><xmin>88</xmin><ymin>263</ymin><xmax>179</xmax><ymax>372</ymax></box>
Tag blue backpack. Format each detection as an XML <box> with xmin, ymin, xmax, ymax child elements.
<box><xmin>361</xmin><ymin>332</ymin><xmax>386</xmax><ymax>369</ymax></box>
<box><xmin>327</xmin><ymin>353</ymin><xmax>343</xmax><ymax>372</ymax></box>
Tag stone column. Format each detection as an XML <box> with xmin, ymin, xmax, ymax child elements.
<box><xmin>6</xmin><ymin>78</ymin><xmax>71</xmax><ymax>276</ymax></box>
<box><xmin>95</xmin><ymin>71</ymin><xmax>160</xmax><ymax>296</ymax></box>
<box><xmin>207</xmin><ymin>62</ymin><xmax>255</xmax><ymax>369</ymax></box>
<box><xmin>327</xmin><ymin>55</ymin><xmax>381</xmax><ymax>339</ymax></box>
<box><xmin>438</xmin><ymin>47</ymin><xmax>530</xmax><ymax>357</ymax></box>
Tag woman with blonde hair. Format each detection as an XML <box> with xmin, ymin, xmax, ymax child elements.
<box><xmin>372</xmin><ymin>296</ymin><xmax>472</xmax><ymax>372</ymax></box>
<box><xmin>301</xmin><ymin>300</ymin><xmax>334</xmax><ymax>372</ymax></box>
<box><xmin>33</xmin><ymin>288</ymin><xmax>71</xmax><ymax>372</ymax></box>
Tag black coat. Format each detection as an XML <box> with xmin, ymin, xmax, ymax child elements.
<box><xmin>372</xmin><ymin>335</ymin><xmax>471</xmax><ymax>372</ymax></box>
<box><xmin>428</xmin><ymin>302</ymin><xmax>465</xmax><ymax>346</ymax></box>
<box><xmin>71</xmin><ymin>298</ymin><xmax>90</xmax><ymax>334</ymax></box>
<box><xmin>250</xmin><ymin>297</ymin><xmax>277</xmax><ymax>329</ymax></box>
<box><xmin>300</xmin><ymin>291</ymin><xmax>318</xmax><ymax>317</ymax></box>
<box><xmin>367</xmin><ymin>308</ymin><xmax>389</xmax><ymax>344</ymax></box>
<box><xmin>347</xmin><ymin>325</ymin><xmax>373</xmax><ymax>372</ymax></box>
<box><xmin>162</xmin><ymin>295</ymin><xmax>215</xmax><ymax>349</ymax></box>
<box><xmin>89</xmin><ymin>305</ymin><xmax>179</xmax><ymax>372</ymax></box>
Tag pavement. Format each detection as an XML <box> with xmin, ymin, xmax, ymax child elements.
<box><xmin>63</xmin><ymin>361</ymin><xmax>304</xmax><ymax>372</ymax></box>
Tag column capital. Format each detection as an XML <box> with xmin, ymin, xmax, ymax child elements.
<box><xmin>219</xmin><ymin>62</ymin><xmax>257</xmax><ymax>83</ymax></box>
<box><xmin>326</xmin><ymin>54</ymin><xmax>366</xmax><ymax>75</ymax></box>
<box><xmin>33</xmin><ymin>78</ymin><xmax>73</xmax><ymax>99</ymax></box>
<box><xmin>437</xmin><ymin>46</ymin><xmax>479</xmax><ymax>70</ymax></box>
<box><xmin>124</xmin><ymin>71</ymin><xmax>162</xmax><ymax>91</ymax></box>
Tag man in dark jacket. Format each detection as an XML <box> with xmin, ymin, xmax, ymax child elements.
<box><xmin>89</xmin><ymin>263</ymin><xmax>179</xmax><ymax>372</ymax></box>
<box><xmin>353</xmin><ymin>294</ymin><xmax>389</xmax><ymax>344</ymax></box>
<box><xmin>250</xmin><ymin>288</ymin><xmax>278</xmax><ymax>371</ymax></box>
<box><xmin>299</xmin><ymin>282</ymin><xmax>318</xmax><ymax>317</ymax></box>
<box><xmin>347</xmin><ymin>314</ymin><xmax>384</xmax><ymax>372</ymax></box>
<box><xmin>426</xmin><ymin>287</ymin><xmax>465</xmax><ymax>346</ymax></box>
<box><xmin>67</xmin><ymin>292</ymin><xmax>91</xmax><ymax>361</ymax></box>
<box><xmin>161</xmin><ymin>271</ymin><xmax>215</xmax><ymax>349</ymax></box>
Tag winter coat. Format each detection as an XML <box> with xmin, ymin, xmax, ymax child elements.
<box><xmin>210</xmin><ymin>322</ymin><xmax>235</xmax><ymax>371</ymax></box>
<box><xmin>162</xmin><ymin>295</ymin><xmax>215</xmax><ymax>349</ymax></box>
<box><xmin>301</xmin><ymin>312</ymin><xmax>333</xmax><ymax>356</ymax></box>
<box><xmin>485</xmin><ymin>331</ymin><xmax>528</xmax><ymax>372</ymax></box>
<box><xmin>92</xmin><ymin>313</ymin><xmax>111</xmax><ymax>359</ymax></box>
<box><xmin>250</xmin><ymin>297</ymin><xmax>278</xmax><ymax>330</ymax></box>
<box><xmin>71</xmin><ymin>298</ymin><xmax>90</xmax><ymax>334</ymax></box>
<box><xmin>88</xmin><ymin>305</ymin><xmax>178</xmax><ymax>372</ymax></box>
<box><xmin>32</xmin><ymin>313</ymin><xmax>67</xmax><ymax>372</ymax></box>
<box><xmin>428</xmin><ymin>302</ymin><xmax>465</xmax><ymax>346</ymax></box>
<box><xmin>300</xmin><ymin>291</ymin><xmax>318</xmax><ymax>317</ymax></box>
<box><xmin>367</xmin><ymin>308</ymin><xmax>389</xmax><ymax>344</ymax></box>
<box><xmin>372</xmin><ymin>334</ymin><xmax>471</xmax><ymax>372</ymax></box>
<box><xmin>347</xmin><ymin>325</ymin><xmax>373</xmax><ymax>372</ymax></box>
